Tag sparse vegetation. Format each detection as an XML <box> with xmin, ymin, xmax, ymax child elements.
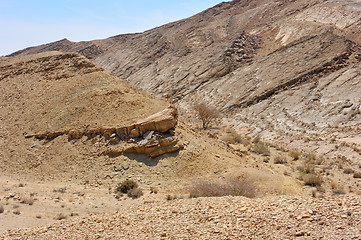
<box><xmin>127</xmin><ymin>188</ymin><xmax>143</xmax><ymax>199</ymax></box>
<box><xmin>54</xmin><ymin>213</ymin><xmax>67</xmax><ymax>220</ymax></box>
<box><xmin>189</xmin><ymin>178</ymin><xmax>256</xmax><ymax>198</ymax></box>
<box><xmin>330</xmin><ymin>182</ymin><xmax>345</xmax><ymax>195</ymax></box>
<box><xmin>302</xmin><ymin>174</ymin><xmax>323</xmax><ymax>186</ymax></box>
<box><xmin>343</xmin><ymin>168</ymin><xmax>354</xmax><ymax>174</ymax></box>
<box><xmin>115</xmin><ymin>180</ymin><xmax>143</xmax><ymax>199</ymax></box>
<box><xmin>274</xmin><ymin>155</ymin><xmax>287</xmax><ymax>164</ymax></box>
<box><xmin>194</xmin><ymin>102</ymin><xmax>220</xmax><ymax>130</ymax></box>
<box><xmin>298</xmin><ymin>163</ymin><xmax>315</xmax><ymax>174</ymax></box>
<box><xmin>116</xmin><ymin>180</ymin><xmax>138</xmax><ymax>194</ymax></box>
<box><xmin>13</xmin><ymin>209</ymin><xmax>21</xmax><ymax>215</ymax></box>
<box><xmin>221</xmin><ymin>128</ymin><xmax>250</xmax><ymax>145</ymax></box>
<box><xmin>166</xmin><ymin>194</ymin><xmax>183</xmax><ymax>201</ymax></box>
<box><xmin>252</xmin><ymin>141</ymin><xmax>270</xmax><ymax>156</ymax></box>
<box><xmin>53</xmin><ymin>187</ymin><xmax>66</xmax><ymax>194</ymax></box>
<box><xmin>353</xmin><ymin>172</ymin><xmax>361</xmax><ymax>178</ymax></box>
<box><xmin>150</xmin><ymin>187</ymin><xmax>158</xmax><ymax>194</ymax></box>
<box><xmin>290</xmin><ymin>150</ymin><xmax>301</xmax><ymax>160</ymax></box>
<box><xmin>20</xmin><ymin>197</ymin><xmax>34</xmax><ymax>205</ymax></box>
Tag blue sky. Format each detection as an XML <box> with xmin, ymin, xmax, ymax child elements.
<box><xmin>0</xmin><ymin>0</ymin><xmax>226</xmax><ymax>56</ymax></box>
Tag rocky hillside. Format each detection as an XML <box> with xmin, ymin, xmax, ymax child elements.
<box><xmin>1</xmin><ymin>51</ymin><xmax>300</xmax><ymax>194</ymax></box>
<box><xmin>7</xmin><ymin>1</ymin><xmax>361</xmax><ymax>161</ymax></box>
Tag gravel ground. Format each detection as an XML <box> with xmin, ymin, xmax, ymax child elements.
<box><xmin>2</xmin><ymin>195</ymin><xmax>360</xmax><ymax>239</ymax></box>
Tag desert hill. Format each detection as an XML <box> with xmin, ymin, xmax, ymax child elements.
<box><xmin>6</xmin><ymin>0</ymin><xmax>361</xmax><ymax>164</ymax></box>
<box><xmin>1</xmin><ymin>0</ymin><xmax>361</xmax><ymax>237</ymax></box>
<box><xmin>1</xmin><ymin>51</ymin><xmax>307</xmax><ymax>232</ymax></box>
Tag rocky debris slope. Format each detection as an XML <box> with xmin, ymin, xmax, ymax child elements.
<box><xmin>2</xmin><ymin>195</ymin><xmax>360</xmax><ymax>239</ymax></box>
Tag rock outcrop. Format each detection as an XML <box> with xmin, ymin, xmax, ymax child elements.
<box><xmin>25</xmin><ymin>106</ymin><xmax>178</xmax><ymax>141</ymax></box>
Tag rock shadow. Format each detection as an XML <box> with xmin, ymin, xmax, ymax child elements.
<box><xmin>124</xmin><ymin>149</ymin><xmax>181</xmax><ymax>167</ymax></box>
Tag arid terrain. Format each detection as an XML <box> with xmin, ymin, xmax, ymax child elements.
<box><xmin>1</xmin><ymin>0</ymin><xmax>361</xmax><ymax>238</ymax></box>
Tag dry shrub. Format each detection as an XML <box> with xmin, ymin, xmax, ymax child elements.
<box><xmin>128</xmin><ymin>188</ymin><xmax>143</xmax><ymax>199</ymax></box>
<box><xmin>150</xmin><ymin>187</ymin><xmax>158</xmax><ymax>194</ymax></box>
<box><xmin>330</xmin><ymin>182</ymin><xmax>345</xmax><ymax>195</ymax></box>
<box><xmin>343</xmin><ymin>168</ymin><xmax>354</xmax><ymax>174</ymax></box>
<box><xmin>304</xmin><ymin>153</ymin><xmax>323</xmax><ymax>165</ymax></box>
<box><xmin>166</xmin><ymin>194</ymin><xmax>182</xmax><ymax>201</ymax></box>
<box><xmin>290</xmin><ymin>150</ymin><xmax>301</xmax><ymax>160</ymax></box>
<box><xmin>0</xmin><ymin>204</ymin><xmax>4</xmax><ymax>214</ymax></box>
<box><xmin>252</xmin><ymin>142</ymin><xmax>270</xmax><ymax>156</ymax></box>
<box><xmin>274</xmin><ymin>155</ymin><xmax>287</xmax><ymax>164</ymax></box>
<box><xmin>116</xmin><ymin>180</ymin><xmax>143</xmax><ymax>199</ymax></box>
<box><xmin>13</xmin><ymin>209</ymin><xmax>21</xmax><ymax>215</ymax></box>
<box><xmin>194</xmin><ymin>102</ymin><xmax>221</xmax><ymax>130</ymax></box>
<box><xmin>303</xmin><ymin>174</ymin><xmax>322</xmax><ymax>186</ymax></box>
<box><xmin>221</xmin><ymin>128</ymin><xmax>250</xmax><ymax>145</ymax></box>
<box><xmin>53</xmin><ymin>187</ymin><xmax>66</xmax><ymax>194</ymax></box>
<box><xmin>298</xmin><ymin>163</ymin><xmax>315</xmax><ymax>174</ymax></box>
<box><xmin>116</xmin><ymin>180</ymin><xmax>138</xmax><ymax>194</ymax></box>
<box><xmin>189</xmin><ymin>178</ymin><xmax>256</xmax><ymax>198</ymax></box>
<box><xmin>166</xmin><ymin>194</ymin><xmax>174</xmax><ymax>201</ymax></box>
<box><xmin>353</xmin><ymin>172</ymin><xmax>361</xmax><ymax>178</ymax></box>
<box><xmin>20</xmin><ymin>197</ymin><xmax>34</xmax><ymax>205</ymax></box>
<box><xmin>54</xmin><ymin>213</ymin><xmax>67</xmax><ymax>220</ymax></box>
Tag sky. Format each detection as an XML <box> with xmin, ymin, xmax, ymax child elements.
<box><xmin>0</xmin><ymin>0</ymin><xmax>226</xmax><ymax>56</ymax></box>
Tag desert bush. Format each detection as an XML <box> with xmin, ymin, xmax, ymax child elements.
<box><xmin>221</xmin><ymin>128</ymin><xmax>250</xmax><ymax>145</ymax></box>
<box><xmin>298</xmin><ymin>163</ymin><xmax>315</xmax><ymax>174</ymax></box>
<box><xmin>20</xmin><ymin>197</ymin><xmax>34</xmax><ymax>205</ymax></box>
<box><xmin>303</xmin><ymin>174</ymin><xmax>322</xmax><ymax>186</ymax></box>
<box><xmin>13</xmin><ymin>209</ymin><xmax>21</xmax><ymax>215</ymax></box>
<box><xmin>274</xmin><ymin>155</ymin><xmax>287</xmax><ymax>164</ymax></box>
<box><xmin>343</xmin><ymin>168</ymin><xmax>354</xmax><ymax>174</ymax></box>
<box><xmin>150</xmin><ymin>187</ymin><xmax>158</xmax><ymax>194</ymax></box>
<box><xmin>166</xmin><ymin>194</ymin><xmax>182</xmax><ymax>201</ymax></box>
<box><xmin>252</xmin><ymin>142</ymin><xmax>270</xmax><ymax>156</ymax></box>
<box><xmin>127</xmin><ymin>188</ymin><xmax>143</xmax><ymax>199</ymax></box>
<box><xmin>189</xmin><ymin>178</ymin><xmax>256</xmax><ymax>198</ymax></box>
<box><xmin>194</xmin><ymin>102</ymin><xmax>221</xmax><ymax>130</ymax></box>
<box><xmin>53</xmin><ymin>187</ymin><xmax>66</xmax><ymax>194</ymax></box>
<box><xmin>166</xmin><ymin>194</ymin><xmax>174</xmax><ymax>201</ymax></box>
<box><xmin>0</xmin><ymin>204</ymin><xmax>4</xmax><ymax>214</ymax></box>
<box><xmin>54</xmin><ymin>213</ymin><xmax>67</xmax><ymax>220</ymax></box>
<box><xmin>316</xmin><ymin>185</ymin><xmax>325</xmax><ymax>193</ymax></box>
<box><xmin>116</xmin><ymin>180</ymin><xmax>138</xmax><ymax>194</ymax></box>
<box><xmin>290</xmin><ymin>150</ymin><xmax>301</xmax><ymax>160</ymax></box>
<box><xmin>304</xmin><ymin>153</ymin><xmax>323</xmax><ymax>165</ymax></box>
<box><xmin>353</xmin><ymin>172</ymin><xmax>361</xmax><ymax>178</ymax></box>
<box><xmin>330</xmin><ymin>182</ymin><xmax>345</xmax><ymax>195</ymax></box>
